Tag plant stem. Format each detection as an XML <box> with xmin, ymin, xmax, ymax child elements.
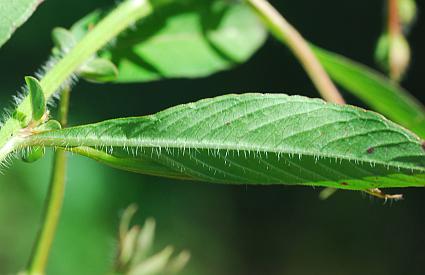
<box><xmin>0</xmin><ymin>0</ymin><xmax>153</xmax><ymax>163</ymax></box>
<box><xmin>246</xmin><ymin>0</ymin><xmax>345</xmax><ymax>104</ymax></box>
<box><xmin>388</xmin><ymin>0</ymin><xmax>401</xmax><ymax>36</ymax></box>
<box><xmin>58</xmin><ymin>88</ymin><xmax>71</xmax><ymax>128</ymax></box>
<box><xmin>26</xmin><ymin>87</ymin><xmax>70</xmax><ymax>275</ymax></box>
<box><xmin>388</xmin><ymin>0</ymin><xmax>402</xmax><ymax>80</ymax></box>
<box><xmin>21</xmin><ymin>1</ymin><xmax>153</xmax><ymax>273</ymax></box>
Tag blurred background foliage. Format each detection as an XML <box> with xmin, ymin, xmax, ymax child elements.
<box><xmin>1</xmin><ymin>0</ymin><xmax>425</xmax><ymax>274</ymax></box>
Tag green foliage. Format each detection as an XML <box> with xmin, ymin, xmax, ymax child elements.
<box><xmin>34</xmin><ymin>120</ymin><xmax>62</xmax><ymax>133</ymax></box>
<box><xmin>313</xmin><ymin>47</ymin><xmax>425</xmax><ymax>138</ymax></box>
<box><xmin>25</xmin><ymin>76</ymin><xmax>46</xmax><ymax>122</ymax></box>
<box><xmin>21</xmin><ymin>146</ymin><xmax>45</xmax><ymax>163</ymax></box>
<box><xmin>25</xmin><ymin>94</ymin><xmax>425</xmax><ymax>190</ymax></box>
<box><xmin>71</xmin><ymin>0</ymin><xmax>267</xmax><ymax>82</ymax></box>
<box><xmin>78</xmin><ymin>58</ymin><xmax>119</xmax><ymax>83</ymax></box>
<box><xmin>0</xmin><ymin>0</ymin><xmax>42</xmax><ymax>48</ymax></box>
<box><xmin>1</xmin><ymin>0</ymin><xmax>425</xmax><ymax>274</ymax></box>
<box><xmin>51</xmin><ymin>27</ymin><xmax>76</xmax><ymax>54</ymax></box>
<box><xmin>0</xmin><ymin>0</ymin><xmax>154</xmax><ymax>164</ymax></box>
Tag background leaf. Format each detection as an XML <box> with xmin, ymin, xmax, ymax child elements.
<box><xmin>71</xmin><ymin>0</ymin><xmax>267</xmax><ymax>82</ymax></box>
<box><xmin>0</xmin><ymin>0</ymin><xmax>43</xmax><ymax>48</ymax></box>
<box><xmin>27</xmin><ymin>94</ymin><xmax>425</xmax><ymax>190</ymax></box>
<box><xmin>313</xmin><ymin>46</ymin><xmax>425</xmax><ymax>138</ymax></box>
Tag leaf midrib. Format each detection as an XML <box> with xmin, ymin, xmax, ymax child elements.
<box><xmin>27</xmin><ymin>135</ymin><xmax>425</xmax><ymax>173</ymax></box>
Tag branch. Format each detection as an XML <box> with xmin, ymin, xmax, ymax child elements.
<box><xmin>246</xmin><ymin>0</ymin><xmax>345</xmax><ymax>104</ymax></box>
<box><xmin>26</xmin><ymin>87</ymin><xmax>70</xmax><ymax>275</ymax></box>
<box><xmin>0</xmin><ymin>0</ymin><xmax>153</xmax><ymax>164</ymax></box>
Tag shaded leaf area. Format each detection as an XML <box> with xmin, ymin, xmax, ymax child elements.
<box><xmin>0</xmin><ymin>0</ymin><xmax>42</xmax><ymax>48</ymax></box>
<box><xmin>70</xmin><ymin>0</ymin><xmax>266</xmax><ymax>82</ymax></box>
<box><xmin>313</xmin><ymin>46</ymin><xmax>425</xmax><ymax>139</ymax></box>
<box><xmin>27</xmin><ymin>94</ymin><xmax>425</xmax><ymax>190</ymax></box>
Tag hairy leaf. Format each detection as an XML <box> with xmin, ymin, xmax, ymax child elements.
<box><xmin>25</xmin><ymin>76</ymin><xmax>46</xmax><ymax>121</ymax></box>
<box><xmin>71</xmin><ymin>0</ymin><xmax>266</xmax><ymax>82</ymax></box>
<box><xmin>21</xmin><ymin>146</ymin><xmax>45</xmax><ymax>163</ymax></box>
<box><xmin>0</xmin><ymin>0</ymin><xmax>43</xmax><ymax>48</ymax></box>
<box><xmin>52</xmin><ymin>27</ymin><xmax>76</xmax><ymax>53</ymax></box>
<box><xmin>26</xmin><ymin>94</ymin><xmax>425</xmax><ymax>190</ymax></box>
<box><xmin>79</xmin><ymin>58</ymin><xmax>119</xmax><ymax>83</ymax></box>
<box><xmin>312</xmin><ymin>46</ymin><xmax>425</xmax><ymax>139</ymax></box>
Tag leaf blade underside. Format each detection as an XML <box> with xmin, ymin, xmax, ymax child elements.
<box><xmin>27</xmin><ymin>94</ymin><xmax>425</xmax><ymax>190</ymax></box>
<box><xmin>0</xmin><ymin>0</ymin><xmax>43</xmax><ymax>48</ymax></box>
<box><xmin>70</xmin><ymin>0</ymin><xmax>267</xmax><ymax>82</ymax></box>
<box><xmin>313</xmin><ymin>46</ymin><xmax>425</xmax><ymax>139</ymax></box>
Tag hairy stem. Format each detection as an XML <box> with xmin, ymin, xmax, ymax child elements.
<box><xmin>26</xmin><ymin>87</ymin><xmax>70</xmax><ymax>275</ymax></box>
<box><xmin>0</xmin><ymin>0</ymin><xmax>153</xmax><ymax>163</ymax></box>
<box><xmin>246</xmin><ymin>0</ymin><xmax>345</xmax><ymax>104</ymax></box>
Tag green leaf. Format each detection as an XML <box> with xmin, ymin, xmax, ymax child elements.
<box><xmin>51</xmin><ymin>27</ymin><xmax>76</xmax><ymax>54</ymax></box>
<box><xmin>70</xmin><ymin>0</ymin><xmax>267</xmax><ymax>82</ymax></box>
<box><xmin>70</xmin><ymin>10</ymin><xmax>102</xmax><ymax>41</ymax></box>
<box><xmin>34</xmin><ymin>120</ymin><xmax>62</xmax><ymax>133</ymax></box>
<box><xmin>21</xmin><ymin>146</ymin><xmax>45</xmax><ymax>163</ymax></box>
<box><xmin>26</xmin><ymin>94</ymin><xmax>425</xmax><ymax>190</ymax></box>
<box><xmin>312</xmin><ymin>46</ymin><xmax>425</xmax><ymax>138</ymax></box>
<box><xmin>25</xmin><ymin>76</ymin><xmax>46</xmax><ymax>122</ymax></box>
<box><xmin>79</xmin><ymin>58</ymin><xmax>119</xmax><ymax>83</ymax></box>
<box><xmin>0</xmin><ymin>0</ymin><xmax>43</xmax><ymax>48</ymax></box>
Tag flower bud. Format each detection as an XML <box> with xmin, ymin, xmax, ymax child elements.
<box><xmin>375</xmin><ymin>33</ymin><xmax>410</xmax><ymax>81</ymax></box>
<box><xmin>389</xmin><ymin>33</ymin><xmax>411</xmax><ymax>81</ymax></box>
<box><xmin>22</xmin><ymin>147</ymin><xmax>45</xmax><ymax>163</ymax></box>
<box><xmin>398</xmin><ymin>0</ymin><xmax>417</xmax><ymax>29</ymax></box>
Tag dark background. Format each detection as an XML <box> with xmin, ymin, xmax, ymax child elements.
<box><xmin>1</xmin><ymin>0</ymin><xmax>424</xmax><ymax>274</ymax></box>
